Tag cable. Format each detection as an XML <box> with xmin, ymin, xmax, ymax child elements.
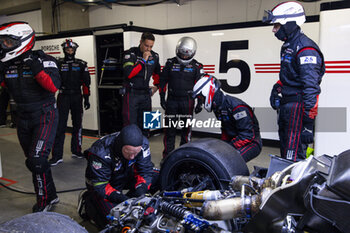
<box><xmin>115</xmin><ymin>0</ymin><xmax>169</xmax><ymax>7</ymax></box>
<box><xmin>309</xmin><ymin>190</ymin><xmax>341</xmax><ymax>231</ymax></box>
<box><xmin>0</xmin><ymin>181</ymin><xmax>35</xmax><ymax>195</ymax></box>
<box><xmin>0</xmin><ymin>181</ymin><xmax>85</xmax><ymax>195</ymax></box>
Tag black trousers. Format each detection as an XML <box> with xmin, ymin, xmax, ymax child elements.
<box><xmin>163</xmin><ymin>96</ymin><xmax>194</xmax><ymax>158</ymax></box>
<box><xmin>122</xmin><ymin>90</ymin><xmax>151</xmax><ymax>137</ymax></box>
<box><xmin>17</xmin><ymin>103</ymin><xmax>58</xmax><ymax>207</ymax></box>
<box><xmin>235</xmin><ymin>139</ymin><xmax>262</xmax><ymax>162</ymax></box>
<box><xmin>52</xmin><ymin>93</ymin><xmax>83</xmax><ymax>159</ymax></box>
<box><xmin>278</xmin><ymin>102</ymin><xmax>307</xmax><ymax>161</ymax></box>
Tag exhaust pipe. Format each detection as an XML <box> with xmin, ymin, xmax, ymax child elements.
<box><xmin>201</xmin><ymin>188</ymin><xmax>273</xmax><ymax>220</ymax></box>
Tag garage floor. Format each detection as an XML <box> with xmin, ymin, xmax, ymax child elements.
<box><xmin>0</xmin><ymin>126</ymin><xmax>279</xmax><ymax>232</ymax></box>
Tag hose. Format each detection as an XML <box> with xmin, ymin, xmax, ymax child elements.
<box><xmin>0</xmin><ymin>181</ymin><xmax>85</xmax><ymax>195</ymax></box>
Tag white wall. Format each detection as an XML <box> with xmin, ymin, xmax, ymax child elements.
<box><xmin>315</xmin><ymin>6</ymin><xmax>350</xmax><ymax>156</ymax></box>
<box><xmin>0</xmin><ymin>10</ymin><xmax>42</xmax><ymax>34</ymax></box>
<box><xmin>89</xmin><ymin>0</ymin><xmax>339</xmax><ymax>29</ymax></box>
<box><xmin>0</xmin><ymin>1</ymin><xmax>340</xmax><ymax>32</ymax></box>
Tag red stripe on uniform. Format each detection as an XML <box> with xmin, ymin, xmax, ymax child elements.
<box><xmin>153</xmin><ymin>73</ymin><xmax>160</xmax><ymax>85</ymax></box>
<box><xmin>82</xmin><ymin>83</ymin><xmax>89</xmax><ymax>95</ymax></box>
<box><xmin>128</xmin><ymin>63</ymin><xmax>142</xmax><ymax>79</ymax></box>
<box><xmin>35</xmin><ymin>71</ymin><xmax>58</xmax><ymax>93</ymax></box>
<box><xmin>296</xmin><ymin>47</ymin><xmax>317</xmax><ymax>56</ymax></box>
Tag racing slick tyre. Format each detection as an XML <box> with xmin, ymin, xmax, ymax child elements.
<box><xmin>160</xmin><ymin>138</ymin><xmax>249</xmax><ymax>191</ymax></box>
<box><xmin>0</xmin><ymin>212</ymin><xmax>88</xmax><ymax>233</ymax></box>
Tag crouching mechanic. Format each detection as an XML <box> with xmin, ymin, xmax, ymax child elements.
<box><xmin>193</xmin><ymin>75</ymin><xmax>262</xmax><ymax>162</ymax></box>
<box><xmin>0</xmin><ymin>22</ymin><xmax>60</xmax><ymax>212</ymax></box>
<box><xmin>82</xmin><ymin>124</ymin><xmax>159</xmax><ymax>228</ymax></box>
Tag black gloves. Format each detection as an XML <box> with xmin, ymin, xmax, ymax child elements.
<box><xmin>194</xmin><ymin>103</ymin><xmax>202</xmax><ymax>114</ymax></box>
<box><xmin>109</xmin><ymin>190</ymin><xmax>129</xmax><ymax>204</ymax></box>
<box><xmin>301</xmin><ymin>115</ymin><xmax>314</xmax><ymax>144</ymax></box>
<box><xmin>160</xmin><ymin>93</ymin><xmax>166</xmax><ymax>111</ymax></box>
<box><xmin>130</xmin><ymin>183</ymin><xmax>148</xmax><ymax>197</ymax></box>
<box><xmin>83</xmin><ymin>95</ymin><xmax>90</xmax><ymax>110</ymax></box>
<box><xmin>270</xmin><ymin>82</ymin><xmax>282</xmax><ymax>110</ymax></box>
<box><xmin>194</xmin><ymin>98</ymin><xmax>203</xmax><ymax>114</ymax></box>
<box><xmin>23</xmin><ymin>53</ymin><xmax>43</xmax><ymax>76</ymax></box>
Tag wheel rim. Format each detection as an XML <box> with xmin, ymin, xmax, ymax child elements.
<box><xmin>163</xmin><ymin>157</ymin><xmax>224</xmax><ymax>191</ymax></box>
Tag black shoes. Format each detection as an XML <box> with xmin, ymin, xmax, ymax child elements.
<box><xmin>32</xmin><ymin>196</ymin><xmax>60</xmax><ymax>213</ymax></box>
<box><xmin>49</xmin><ymin>157</ymin><xmax>63</xmax><ymax>167</ymax></box>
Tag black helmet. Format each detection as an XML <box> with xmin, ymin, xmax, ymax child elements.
<box><xmin>61</xmin><ymin>39</ymin><xmax>78</xmax><ymax>59</ymax></box>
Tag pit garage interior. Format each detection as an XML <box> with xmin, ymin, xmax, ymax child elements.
<box><xmin>0</xmin><ymin>0</ymin><xmax>349</xmax><ymax>233</ymax></box>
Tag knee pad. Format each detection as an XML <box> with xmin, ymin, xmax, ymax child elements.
<box><xmin>25</xmin><ymin>157</ymin><xmax>50</xmax><ymax>173</ymax></box>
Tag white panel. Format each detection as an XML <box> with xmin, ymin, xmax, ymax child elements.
<box><xmin>191</xmin><ymin>0</ymin><xmax>218</xmax><ymax>27</ymax></box>
<box><xmin>314</xmin><ymin>7</ymin><xmax>350</xmax><ymax>156</ymax></box>
<box><xmin>34</xmin><ymin>35</ymin><xmax>99</xmax><ymax>131</ymax></box>
<box><xmin>0</xmin><ymin>10</ymin><xmax>42</xmax><ymax>33</ymax></box>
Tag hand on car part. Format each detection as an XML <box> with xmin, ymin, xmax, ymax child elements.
<box><xmin>109</xmin><ymin>191</ymin><xmax>129</xmax><ymax>204</ymax></box>
<box><xmin>270</xmin><ymin>82</ymin><xmax>282</xmax><ymax>110</ymax></box>
<box><xmin>23</xmin><ymin>53</ymin><xmax>43</xmax><ymax>76</ymax></box>
<box><xmin>132</xmin><ymin>183</ymin><xmax>148</xmax><ymax>197</ymax></box>
<box><xmin>83</xmin><ymin>95</ymin><xmax>90</xmax><ymax>110</ymax></box>
<box><xmin>301</xmin><ymin>115</ymin><xmax>314</xmax><ymax>144</ymax></box>
<box><xmin>160</xmin><ymin>93</ymin><xmax>166</xmax><ymax>110</ymax></box>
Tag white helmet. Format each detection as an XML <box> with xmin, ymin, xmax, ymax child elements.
<box><xmin>176</xmin><ymin>37</ymin><xmax>197</xmax><ymax>65</ymax></box>
<box><xmin>262</xmin><ymin>1</ymin><xmax>306</xmax><ymax>26</ymax></box>
<box><xmin>0</xmin><ymin>22</ymin><xmax>35</xmax><ymax>62</ymax></box>
<box><xmin>192</xmin><ymin>74</ymin><xmax>220</xmax><ymax>112</ymax></box>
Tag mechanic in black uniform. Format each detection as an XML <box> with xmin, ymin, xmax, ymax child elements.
<box><xmin>263</xmin><ymin>2</ymin><xmax>325</xmax><ymax>161</ymax></box>
<box><xmin>193</xmin><ymin>75</ymin><xmax>262</xmax><ymax>162</ymax></box>
<box><xmin>0</xmin><ymin>22</ymin><xmax>61</xmax><ymax>212</ymax></box>
<box><xmin>50</xmin><ymin>39</ymin><xmax>91</xmax><ymax>166</ymax></box>
<box><xmin>122</xmin><ymin>32</ymin><xmax>160</xmax><ymax>137</ymax></box>
<box><xmin>82</xmin><ymin>124</ymin><xmax>157</xmax><ymax>228</ymax></box>
<box><xmin>159</xmin><ymin>37</ymin><xmax>204</xmax><ymax>158</ymax></box>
